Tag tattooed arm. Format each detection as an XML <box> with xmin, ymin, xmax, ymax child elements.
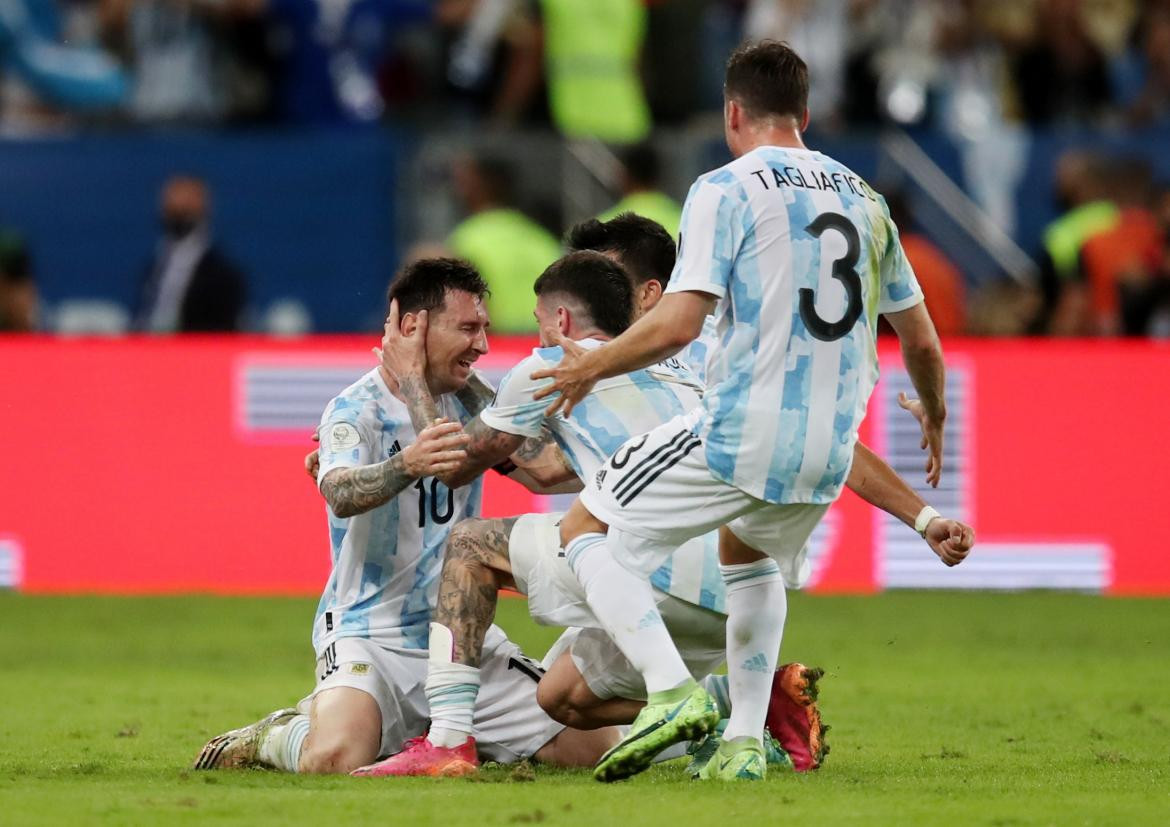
<box><xmin>510</xmin><ymin>428</ymin><xmax>580</xmax><ymax>490</ymax></box>
<box><xmin>455</xmin><ymin>370</ymin><xmax>496</xmax><ymax>418</ymax></box>
<box><xmin>320</xmin><ymin>455</ymin><xmax>417</xmax><ymax>519</ymax></box>
<box><xmin>319</xmin><ymin>420</ymin><xmax>470</xmax><ymax>518</ymax></box>
<box><xmin>437</xmin><ymin>416</ymin><xmax>526</xmax><ymax>489</ymax></box>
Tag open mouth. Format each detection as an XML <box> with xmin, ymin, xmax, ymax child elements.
<box><xmin>456</xmin><ymin>359</ymin><xmax>473</xmax><ymax>370</ymax></box>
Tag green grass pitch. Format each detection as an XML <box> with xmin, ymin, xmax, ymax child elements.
<box><xmin>1</xmin><ymin>591</ymin><xmax>1167</xmax><ymax>825</ymax></box>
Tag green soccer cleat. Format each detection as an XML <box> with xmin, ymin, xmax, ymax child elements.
<box><xmin>594</xmin><ymin>682</ymin><xmax>719</xmax><ymax>782</ymax></box>
<box><xmin>763</xmin><ymin>728</ymin><xmax>793</xmax><ymax>769</ymax></box>
<box><xmin>696</xmin><ymin>735</ymin><xmax>767</xmax><ymax>781</ymax></box>
<box><xmin>193</xmin><ymin>707</ymin><xmax>298</xmax><ymax>770</ymax></box>
<box><xmin>686</xmin><ymin>724</ymin><xmax>790</xmax><ymax>778</ymax></box>
<box><xmin>684</xmin><ymin>720</ymin><xmax>725</xmax><ymax>777</ymax></box>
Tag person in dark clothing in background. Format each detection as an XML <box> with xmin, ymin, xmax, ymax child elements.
<box><xmin>0</xmin><ymin>229</ymin><xmax>39</xmax><ymax>332</ymax></box>
<box><xmin>135</xmin><ymin>175</ymin><xmax>247</xmax><ymax>333</ymax></box>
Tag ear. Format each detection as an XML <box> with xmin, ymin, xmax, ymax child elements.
<box><xmin>726</xmin><ymin>98</ymin><xmax>741</xmax><ymax>132</ymax></box>
<box><xmin>799</xmin><ymin>108</ymin><xmax>811</xmax><ymax>132</ymax></box>
<box><xmin>400</xmin><ymin>311</ymin><xmax>418</xmax><ymax>336</ymax></box>
<box><xmin>556</xmin><ymin>305</ymin><xmax>572</xmax><ymax>337</ymax></box>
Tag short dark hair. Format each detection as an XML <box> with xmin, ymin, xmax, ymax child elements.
<box><xmin>387</xmin><ymin>257</ymin><xmax>488</xmax><ymax>317</ymax></box>
<box><xmin>724</xmin><ymin>40</ymin><xmax>809</xmax><ymax>121</ymax></box>
<box><xmin>534</xmin><ymin>251</ymin><xmax>633</xmax><ymax>337</ymax></box>
<box><xmin>565</xmin><ymin>213</ymin><xmax>676</xmax><ymax>287</ymax></box>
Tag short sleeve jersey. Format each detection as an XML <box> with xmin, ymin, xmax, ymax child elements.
<box><xmin>314</xmin><ymin>369</ymin><xmax>482</xmax><ymax>654</ymax></box>
<box><xmin>677</xmin><ymin>315</ymin><xmax>719</xmax><ymax>385</ymax></box>
<box><xmin>666</xmin><ymin>146</ymin><xmax>923</xmax><ymax>504</ymax></box>
<box><xmin>480</xmin><ymin>340</ymin><xmax>726</xmax><ymax>613</ymax></box>
<box><xmin>479</xmin><ymin>338</ymin><xmax>704</xmax><ymax>484</ymax></box>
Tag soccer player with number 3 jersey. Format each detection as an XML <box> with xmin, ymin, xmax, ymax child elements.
<box><xmin>533</xmin><ymin>41</ymin><xmax>962</xmax><ymax>782</ymax></box>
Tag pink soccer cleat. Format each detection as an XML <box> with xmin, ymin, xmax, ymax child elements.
<box><xmin>350</xmin><ymin>735</ymin><xmax>479</xmax><ymax>778</ymax></box>
<box><xmin>765</xmin><ymin>663</ymin><xmax>829</xmax><ymax>772</ymax></box>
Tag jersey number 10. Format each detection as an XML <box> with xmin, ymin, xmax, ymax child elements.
<box><xmin>414</xmin><ymin>478</ymin><xmax>454</xmax><ymax>527</ymax></box>
<box><xmin>800</xmin><ymin>212</ymin><xmax>863</xmax><ymax>342</ymax></box>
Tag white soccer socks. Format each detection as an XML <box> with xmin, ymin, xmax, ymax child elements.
<box><xmin>425</xmin><ymin>622</ymin><xmax>481</xmax><ymax>749</ymax></box>
<box><xmin>565</xmin><ymin>532</ymin><xmax>691</xmax><ymax>695</ymax></box>
<box><xmin>720</xmin><ymin>558</ymin><xmax>786</xmax><ymax>743</ymax></box>
<box><xmin>257</xmin><ymin>714</ymin><xmax>311</xmax><ymax>772</ymax></box>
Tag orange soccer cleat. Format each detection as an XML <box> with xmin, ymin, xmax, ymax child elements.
<box><xmin>351</xmin><ymin>735</ymin><xmax>479</xmax><ymax>778</ymax></box>
<box><xmin>765</xmin><ymin>663</ymin><xmax>830</xmax><ymax>771</ymax></box>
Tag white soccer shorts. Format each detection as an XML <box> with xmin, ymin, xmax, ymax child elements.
<box><xmin>580</xmin><ymin>410</ymin><xmax>829</xmax><ymax>589</ymax></box>
<box><xmin>301</xmin><ymin>627</ymin><xmax>563</xmax><ymax>763</ymax></box>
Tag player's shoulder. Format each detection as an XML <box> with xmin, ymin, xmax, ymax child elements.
<box><xmin>322</xmin><ymin>369</ymin><xmax>407</xmax><ymax>430</ymax></box>
<box><xmin>692</xmin><ymin>160</ymin><xmax>750</xmax><ymax>195</ymax></box>
<box><xmin>497</xmin><ymin>346</ymin><xmax>559</xmax><ymax>388</ymax></box>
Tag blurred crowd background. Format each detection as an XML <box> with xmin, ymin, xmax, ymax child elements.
<box><xmin>2</xmin><ymin>0</ymin><xmax>1170</xmax><ymax>336</ymax></box>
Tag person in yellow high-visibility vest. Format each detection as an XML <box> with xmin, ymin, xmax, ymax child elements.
<box><xmin>540</xmin><ymin>0</ymin><xmax>651</xmax><ymax>144</ymax></box>
<box><xmin>599</xmin><ymin>142</ymin><xmax>682</xmax><ymax>238</ymax></box>
<box><xmin>448</xmin><ymin>154</ymin><xmax>562</xmax><ymax>334</ymax></box>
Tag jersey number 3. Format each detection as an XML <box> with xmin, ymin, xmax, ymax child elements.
<box><xmin>800</xmin><ymin>212</ymin><xmax>863</xmax><ymax>342</ymax></box>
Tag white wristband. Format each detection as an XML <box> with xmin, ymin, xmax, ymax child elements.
<box><xmin>914</xmin><ymin>506</ymin><xmax>941</xmax><ymax>537</ymax></box>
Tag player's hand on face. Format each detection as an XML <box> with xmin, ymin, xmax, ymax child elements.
<box><xmin>401</xmin><ymin>417</ymin><xmax>470</xmax><ymax>478</ymax></box>
<box><xmin>529</xmin><ymin>330</ymin><xmax>597</xmax><ymax>417</ymax></box>
<box><xmin>924</xmin><ymin>517</ymin><xmax>974</xmax><ymax>567</ymax></box>
<box><xmin>374</xmin><ymin>299</ymin><xmax>429</xmax><ymax>381</ymax></box>
<box><xmin>898</xmin><ymin>392</ymin><xmax>944</xmax><ymax>488</ymax></box>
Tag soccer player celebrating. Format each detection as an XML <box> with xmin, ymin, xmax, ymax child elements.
<box><xmin>533</xmin><ymin>41</ymin><xmax>957</xmax><ymax>781</ymax></box>
<box><xmin>354</xmin><ymin>245</ymin><xmax>970</xmax><ymax>778</ymax></box>
<box><xmin>193</xmin><ymin>259</ymin><xmax>615</xmax><ymax>775</ymax></box>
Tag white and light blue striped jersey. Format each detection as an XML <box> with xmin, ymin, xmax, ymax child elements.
<box><xmin>314</xmin><ymin>369</ymin><xmax>482</xmax><ymax>655</ymax></box>
<box><xmin>479</xmin><ymin>339</ymin><xmax>726</xmax><ymax>613</ymax></box>
<box><xmin>480</xmin><ymin>338</ymin><xmax>704</xmax><ymax>484</ymax></box>
<box><xmin>666</xmin><ymin>145</ymin><xmax>923</xmax><ymax>505</ymax></box>
<box><xmin>677</xmin><ymin>315</ymin><xmax>719</xmax><ymax>384</ymax></box>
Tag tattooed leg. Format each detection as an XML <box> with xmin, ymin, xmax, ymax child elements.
<box><xmin>435</xmin><ymin>517</ymin><xmax>518</xmax><ymax>667</ymax></box>
<box><xmin>424</xmin><ymin>516</ymin><xmax>518</xmax><ymax>749</ymax></box>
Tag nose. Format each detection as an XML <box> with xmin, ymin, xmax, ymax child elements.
<box><xmin>473</xmin><ymin>328</ymin><xmax>489</xmax><ymax>355</ymax></box>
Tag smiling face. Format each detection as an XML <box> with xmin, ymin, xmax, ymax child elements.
<box><xmin>422</xmin><ymin>289</ymin><xmax>490</xmax><ymax>394</ymax></box>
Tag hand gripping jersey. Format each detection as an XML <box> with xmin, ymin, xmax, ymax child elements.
<box><xmin>480</xmin><ymin>339</ymin><xmax>725</xmax><ymax>612</ymax></box>
<box><xmin>314</xmin><ymin>369</ymin><xmax>482</xmax><ymax>654</ymax></box>
<box><xmin>666</xmin><ymin>146</ymin><xmax>923</xmax><ymax>504</ymax></box>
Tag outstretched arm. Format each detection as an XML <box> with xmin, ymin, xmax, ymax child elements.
<box><xmin>846</xmin><ymin>441</ymin><xmax>972</xmax><ymax>567</ymax></box>
<box><xmin>885</xmin><ymin>301</ymin><xmax>946</xmax><ymax>487</ymax></box>
<box><xmin>530</xmin><ymin>290</ymin><xmax>714</xmax><ymax>416</ymax></box>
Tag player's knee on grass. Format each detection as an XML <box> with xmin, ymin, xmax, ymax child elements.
<box><xmin>298</xmin><ymin>687</ymin><xmax>381</xmax><ymax>774</ymax></box>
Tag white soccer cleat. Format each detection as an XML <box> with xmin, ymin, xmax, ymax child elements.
<box><xmin>193</xmin><ymin>707</ymin><xmax>298</xmax><ymax>770</ymax></box>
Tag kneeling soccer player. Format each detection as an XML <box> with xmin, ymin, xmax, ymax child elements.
<box><xmin>193</xmin><ymin>259</ymin><xmax>616</xmax><ymax>775</ymax></box>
